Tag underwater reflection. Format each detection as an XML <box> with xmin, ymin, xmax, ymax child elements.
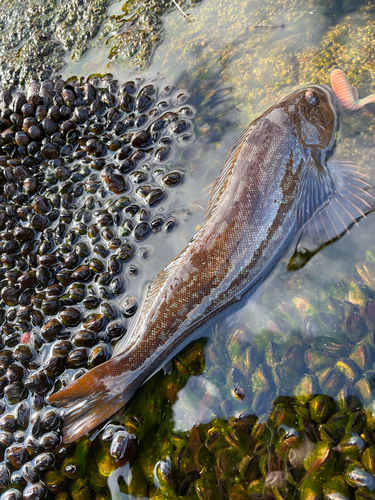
<box><xmin>172</xmin><ymin>372</ymin><xmax>225</xmax><ymax>431</ymax></box>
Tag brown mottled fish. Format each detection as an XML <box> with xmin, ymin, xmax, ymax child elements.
<box><xmin>49</xmin><ymin>80</ymin><xmax>371</xmax><ymax>443</ymax></box>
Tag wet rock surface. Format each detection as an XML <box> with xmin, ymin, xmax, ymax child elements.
<box><xmin>0</xmin><ymin>0</ymin><xmax>109</xmax><ymax>88</ymax></box>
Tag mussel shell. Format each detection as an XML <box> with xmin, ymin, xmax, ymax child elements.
<box><xmin>23</xmin><ymin>482</ymin><xmax>47</xmax><ymax>500</ymax></box>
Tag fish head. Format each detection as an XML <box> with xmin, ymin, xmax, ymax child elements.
<box><xmin>282</xmin><ymin>84</ymin><xmax>338</xmax><ymax>158</ymax></box>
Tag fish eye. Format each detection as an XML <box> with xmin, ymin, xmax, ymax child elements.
<box><xmin>305</xmin><ymin>90</ymin><xmax>320</xmax><ymax>106</ymax></box>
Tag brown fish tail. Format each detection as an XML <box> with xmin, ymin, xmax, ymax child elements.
<box><xmin>55</xmin><ymin>392</ymin><xmax>125</xmax><ymax>444</ymax></box>
<box><xmin>48</xmin><ymin>356</ymin><xmax>136</xmax><ymax>443</ymax></box>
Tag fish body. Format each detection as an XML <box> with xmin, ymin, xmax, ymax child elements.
<box><xmin>50</xmin><ymin>84</ymin><xmax>362</xmax><ymax>443</ymax></box>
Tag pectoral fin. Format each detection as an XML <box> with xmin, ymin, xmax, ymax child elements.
<box><xmin>289</xmin><ymin>160</ymin><xmax>373</xmax><ymax>270</ymax></box>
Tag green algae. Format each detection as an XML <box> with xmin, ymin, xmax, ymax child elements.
<box><xmin>0</xmin><ymin>0</ymin><xmax>202</xmax><ymax>89</ymax></box>
<box><xmin>40</xmin><ymin>234</ymin><xmax>375</xmax><ymax>497</ymax></box>
<box><xmin>0</xmin><ymin>0</ymin><xmax>111</xmax><ymax>88</ymax></box>
<box><xmin>48</xmin><ymin>295</ymin><xmax>375</xmax><ymax>498</ymax></box>
<box><xmin>83</xmin><ymin>0</ymin><xmax>375</xmax><ymax>137</ymax></box>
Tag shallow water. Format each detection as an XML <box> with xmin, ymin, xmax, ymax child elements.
<box><xmin>62</xmin><ymin>0</ymin><xmax>373</xmax><ymax>318</ymax></box>
<box><xmin>2</xmin><ymin>0</ymin><xmax>375</xmax><ymax>498</ymax></box>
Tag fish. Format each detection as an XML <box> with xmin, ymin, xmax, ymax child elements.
<box><xmin>250</xmin><ymin>24</ymin><xmax>286</xmax><ymax>29</ymax></box>
<box><xmin>49</xmin><ymin>78</ymin><xmax>372</xmax><ymax>443</ymax></box>
<box><xmin>331</xmin><ymin>69</ymin><xmax>375</xmax><ymax>111</ymax></box>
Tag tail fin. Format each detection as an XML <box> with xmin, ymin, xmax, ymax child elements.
<box><xmin>48</xmin><ymin>358</ymin><xmax>136</xmax><ymax>443</ymax></box>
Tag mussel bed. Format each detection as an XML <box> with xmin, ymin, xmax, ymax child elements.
<box><xmin>0</xmin><ymin>73</ymin><xmax>196</xmax><ymax>500</ymax></box>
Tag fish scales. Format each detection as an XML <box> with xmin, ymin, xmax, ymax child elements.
<box><xmin>49</xmin><ymin>85</ymin><xmax>344</xmax><ymax>442</ymax></box>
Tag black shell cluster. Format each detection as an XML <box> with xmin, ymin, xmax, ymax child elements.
<box><xmin>0</xmin><ymin>74</ymin><xmax>195</xmax><ymax>499</ymax></box>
